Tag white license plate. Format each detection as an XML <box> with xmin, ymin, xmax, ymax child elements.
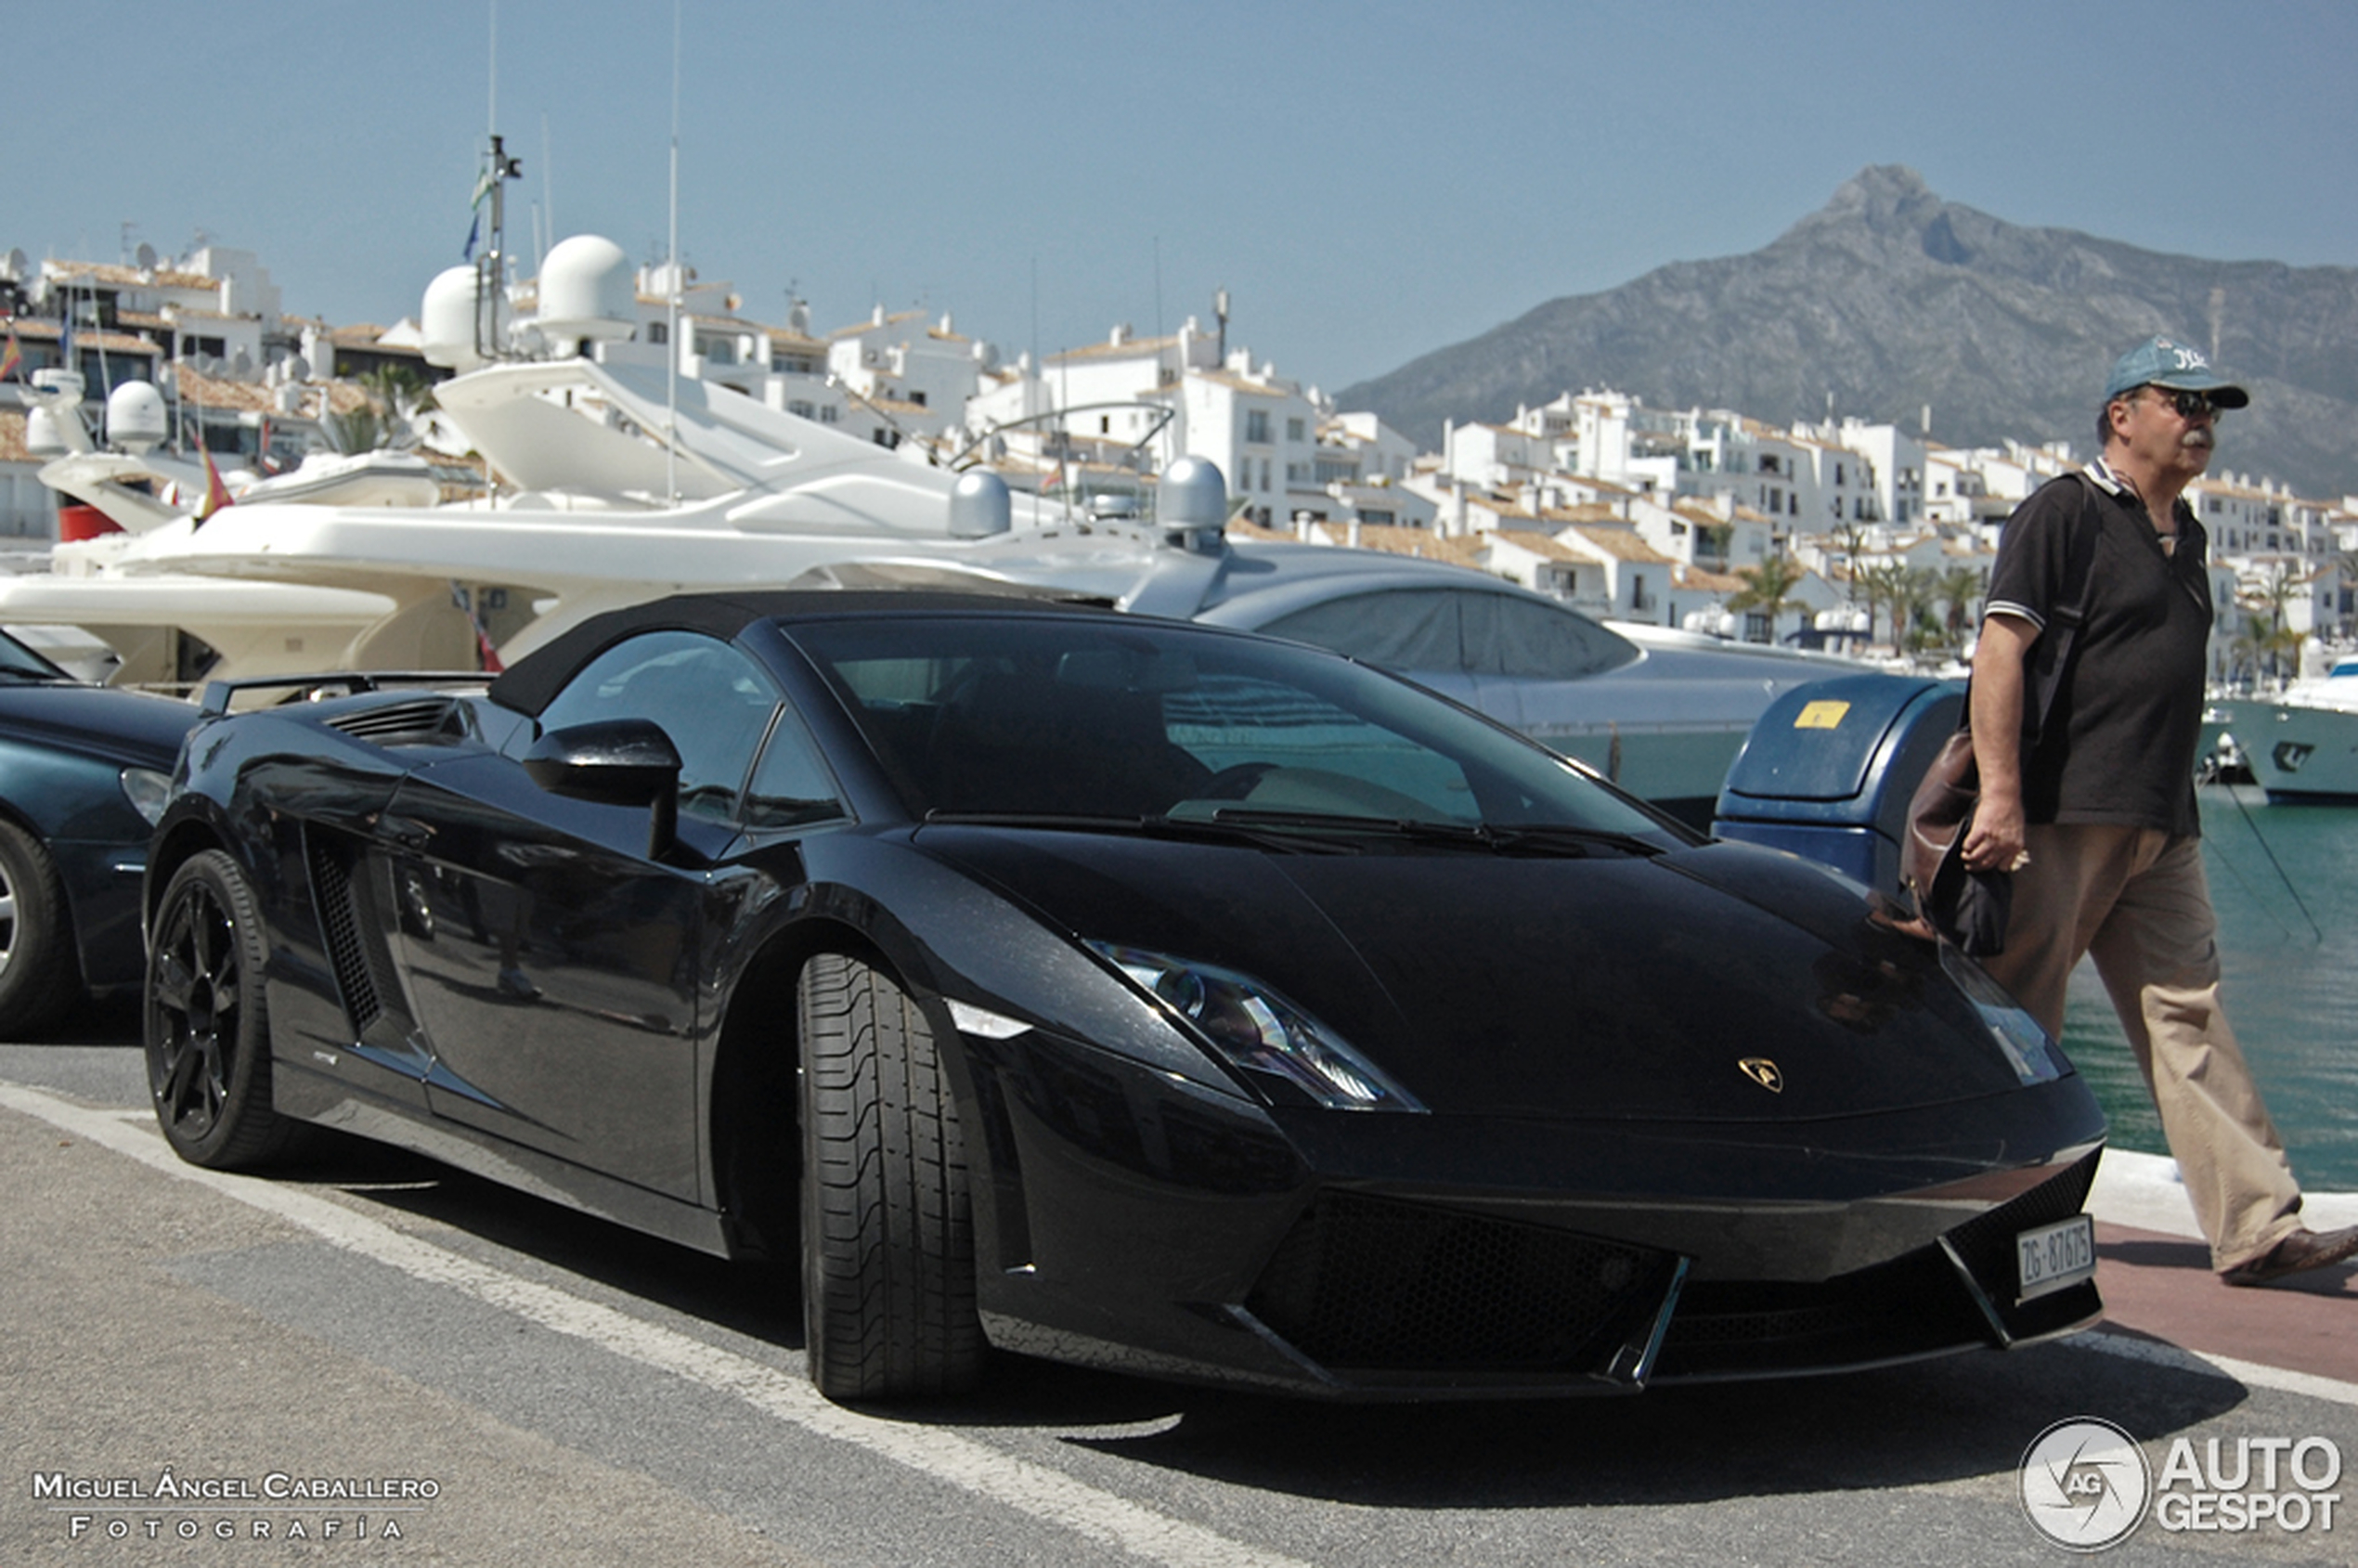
<box><xmin>2017</xmin><ymin>1213</ymin><xmax>2096</xmax><ymax>1302</ymax></box>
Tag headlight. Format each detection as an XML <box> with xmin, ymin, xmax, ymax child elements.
<box><xmin>1938</xmin><ymin>944</ymin><xmax>2069</xmax><ymax>1085</ymax></box>
<box><xmin>1085</xmin><ymin>941</ymin><xmax>1425</xmax><ymax>1112</ymax></box>
<box><xmin>120</xmin><ymin>767</ymin><xmax>172</xmax><ymax>827</ymax></box>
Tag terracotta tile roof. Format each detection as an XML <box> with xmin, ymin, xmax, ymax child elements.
<box><xmin>1672</xmin><ymin>562</ymin><xmax>1748</xmax><ymax>591</ymax></box>
<box><xmin>1187</xmin><ymin>369</ymin><xmax>1293</xmax><ymax>397</ymax></box>
<box><xmin>1347</xmin><ymin>525</ymin><xmax>1484</xmax><ymax>567</ymax></box>
<box><xmin>1487</xmin><ymin>528</ymin><xmax>1588</xmax><ymax>563</ymax></box>
<box><xmin>827</xmin><ymin>309</ymin><xmax>926</xmax><ymax>341</ymax></box>
<box><xmin>171</xmin><ymin>364</ymin><xmax>372</xmax><ymax>418</ymax></box>
<box><xmin>1224</xmin><ymin>517</ymin><xmax>1290</xmax><ymax>542</ymax></box>
<box><xmin>1047</xmin><ymin>332</ymin><xmax>1177</xmax><ymax>364</ymax></box>
<box><xmin>1561</xmin><ymin>525</ymin><xmax>1675</xmax><ymax>564</ymax></box>
<box><xmin>44</xmin><ymin>260</ymin><xmax>216</xmax><ymax>291</ymax></box>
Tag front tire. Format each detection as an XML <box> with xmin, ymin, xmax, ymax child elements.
<box><xmin>0</xmin><ymin>818</ymin><xmax>79</xmax><ymax>1038</ymax></box>
<box><xmin>797</xmin><ymin>952</ymin><xmax>981</xmax><ymax>1400</ymax></box>
<box><xmin>146</xmin><ymin>849</ymin><xmax>297</xmax><ymax>1169</ymax></box>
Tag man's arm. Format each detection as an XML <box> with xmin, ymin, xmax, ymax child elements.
<box><xmin>1963</xmin><ymin>613</ymin><xmax>2037</xmax><ymax>872</ymax></box>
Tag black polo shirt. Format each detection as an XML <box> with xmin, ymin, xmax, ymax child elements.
<box><xmin>1982</xmin><ymin>465</ymin><xmax>2211</xmax><ymax>837</ymax></box>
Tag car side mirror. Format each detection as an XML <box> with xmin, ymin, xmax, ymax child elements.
<box><xmin>524</xmin><ymin>719</ymin><xmax>681</xmax><ymax>858</ymax></box>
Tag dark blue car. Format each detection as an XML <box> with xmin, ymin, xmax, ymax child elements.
<box><xmin>0</xmin><ymin>630</ymin><xmax>196</xmax><ymax>1034</ymax></box>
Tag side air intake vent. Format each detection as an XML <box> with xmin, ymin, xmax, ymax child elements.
<box><xmin>306</xmin><ymin>836</ymin><xmax>382</xmax><ymax>1034</ymax></box>
<box><xmin>323</xmin><ymin>697</ymin><xmax>460</xmax><ymax>745</ymax></box>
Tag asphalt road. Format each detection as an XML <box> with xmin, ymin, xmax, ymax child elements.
<box><xmin>5</xmin><ymin>1010</ymin><xmax>2354</xmax><ymax>1566</ymax></box>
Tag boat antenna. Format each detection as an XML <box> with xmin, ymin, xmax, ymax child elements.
<box><xmin>665</xmin><ymin>0</ymin><xmax>682</xmax><ymax>506</ymax></box>
<box><xmin>470</xmin><ymin>4</ymin><xmax>520</xmax><ymax>366</ymax></box>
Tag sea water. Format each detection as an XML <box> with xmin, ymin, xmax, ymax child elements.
<box><xmin>2061</xmin><ymin>786</ymin><xmax>2358</xmax><ymax>1192</ymax></box>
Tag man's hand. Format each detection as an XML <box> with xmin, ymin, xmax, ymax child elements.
<box><xmin>1964</xmin><ymin>614</ymin><xmax>2038</xmax><ymax>872</ymax></box>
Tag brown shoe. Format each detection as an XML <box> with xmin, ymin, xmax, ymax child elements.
<box><xmin>2221</xmin><ymin>1225</ymin><xmax>2358</xmax><ymax>1288</ymax></box>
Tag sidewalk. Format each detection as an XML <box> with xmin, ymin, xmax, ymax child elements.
<box><xmin>2085</xmin><ymin>1148</ymin><xmax>2358</xmax><ymax>1388</ymax></box>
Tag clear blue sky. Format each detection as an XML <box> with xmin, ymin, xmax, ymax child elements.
<box><xmin>14</xmin><ymin>1</ymin><xmax>2354</xmax><ymax>393</ymax></box>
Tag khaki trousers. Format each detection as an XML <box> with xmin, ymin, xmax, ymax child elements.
<box><xmin>1978</xmin><ymin>823</ymin><xmax>2302</xmax><ymax>1272</ymax></box>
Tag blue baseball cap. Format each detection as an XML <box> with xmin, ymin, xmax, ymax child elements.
<box><xmin>2104</xmin><ymin>334</ymin><xmax>2249</xmax><ymax>408</ymax></box>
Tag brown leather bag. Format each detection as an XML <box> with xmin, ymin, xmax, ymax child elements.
<box><xmin>1900</xmin><ymin>730</ymin><xmax>2009</xmax><ymax>954</ymax></box>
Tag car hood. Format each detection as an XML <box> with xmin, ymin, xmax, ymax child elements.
<box><xmin>0</xmin><ymin>681</ymin><xmax>199</xmax><ymax>767</ymax></box>
<box><xmin>912</xmin><ymin>825</ymin><xmax>2030</xmax><ymax>1121</ymax></box>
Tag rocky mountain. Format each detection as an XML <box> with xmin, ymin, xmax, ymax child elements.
<box><xmin>1341</xmin><ymin>166</ymin><xmax>2358</xmax><ymax>504</ymax></box>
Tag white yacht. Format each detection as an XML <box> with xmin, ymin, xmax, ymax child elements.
<box><xmin>14</xmin><ymin>234</ymin><xmax>1859</xmax><ymax>818</ymax></box>
<box><xmin>2209</xmin><ymin>658</ymin><xmax>2358</xmax><ymax>802</ymax></box>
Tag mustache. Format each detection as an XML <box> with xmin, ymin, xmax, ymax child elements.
<box><xmin>2182</xmin><ymin>427</ymin><xmax>2213</xmax><ymax>449</ymax></box>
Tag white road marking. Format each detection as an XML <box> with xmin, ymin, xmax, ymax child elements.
<box><xmin>2</xmin><ymin>1082</ymin><xmax>1309</xmax><ymax>1568</ymax></box>
<box><xmin>2074</xmin><ymin>1327</ymin><xmax>2358</xmax><ymax>1409</ymax></box>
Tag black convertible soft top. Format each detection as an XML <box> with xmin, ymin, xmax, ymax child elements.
<box><xmin>486</xmin><ymin>590</ymin><xmax>1102</xmax><ymax>717</ymax></box>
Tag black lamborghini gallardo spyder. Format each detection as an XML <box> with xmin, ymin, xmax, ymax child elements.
<box><xmin>144</xmin><ymin>592</ymin><xmax>2105</xmax><ymax>1402</ymax></box>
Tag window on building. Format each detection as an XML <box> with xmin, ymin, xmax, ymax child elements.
<box><xmin>1246</xmin><ymin>409</ymin><xmax>1271</xmax><ymax>445</ymax></box>
<box><xmin>1287</xmin><ymin>417</ymin><xmax>1305</xmax><ymax>443</ymax></box>
<box><xmin>820</xmin><ymin>406</ymin><xmax>838</xmax><ymax>423</ymax></box>
<box><xmin>788</xmin><ymin>400</ymin><xmax>816</xmax><ymax>419</ymax></box>
<box><xmin>647</xmin><ymin>323</ymin><xmax>668</xmax><ymax>344</ymax></box>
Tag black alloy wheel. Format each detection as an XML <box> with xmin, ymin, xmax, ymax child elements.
<box><xmin>797</xmin><ymin>951</ymin><xmax>982</xmax><ymax>1401</ymax></box>
<box><xmin>146</xmin><ymin>849</ymin><xmax>296</xmax><ymax>1169</ymax></box>
<box><xmin>0</xmin><ymin>819</ymin><xmax>77</xmax><ymax>1038</ymax></box>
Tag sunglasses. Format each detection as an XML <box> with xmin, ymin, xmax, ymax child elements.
<box><xmin>2144</xmin><ymin>386</ymin><xmax>2226</xmax><ymax>419</ymax></box>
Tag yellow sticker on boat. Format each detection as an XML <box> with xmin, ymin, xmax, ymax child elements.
<box><xmin>1793</xmin><ymin>700</ymin><xmax>1850</xmax><ymax>730</ymax></box>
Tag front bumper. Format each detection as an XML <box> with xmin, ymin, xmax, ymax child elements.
<box><xmin>959</xmin><ymin>1023</ymin><xmax>2106</xmax><ymax>1398</ymax></box>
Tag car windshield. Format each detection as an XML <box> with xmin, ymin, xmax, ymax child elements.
<box><xmin>785</xmin><ymin>614</ymin><xmax>1675</xmax><ymax>839</ymax></box>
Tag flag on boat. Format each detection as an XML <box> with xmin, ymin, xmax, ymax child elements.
<box><xmin>462</xmin><ymin>151</ymin><xmax>500</xmax><ymax>259</ymax></box>
<box><xmin>450</xmin><ymin>582</ymin><xmax>504</xmax><ymax>673</ymax></box>
<box><xmin>0</xmin><ymin>322</ymin><xmax>20</xmax><ymax>382</ymax></box>
<box><xmin>196</xmin><ymin>444</ymin><xmax>234</xmax><ymax>523</ymax></box>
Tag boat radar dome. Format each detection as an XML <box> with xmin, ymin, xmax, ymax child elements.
<box><xmin>1158</xmin><ymin>456</ymin><xmax>1228</xmax><ymax>554</ymax></box>
<box><xmin>106</xmin><ymin>382</ymin><xmax>169</xmax><ymax>454</ymax></box>
<box><xmin>420</xmin><ymin>266</ymin><xmax>490</xmax><ymax>372</ymax></box>
<box><xmin>948</xmin><ymin>470</ymin><xmax>1013</xmax><ymax>538</ymax></box>
<box><xmin>536</xmin><ymin>235</ymin><xmax>636</xmax><ymax>350</ymax></box>
<box><xmin>24</xmin><ymin>406</ymin><xmax>67</xmax><ymax>459</ymax></box>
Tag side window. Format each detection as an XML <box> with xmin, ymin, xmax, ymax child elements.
<box><xmin>535</xmin><ymin>630</ymin><xmax>781</xmax><ymax>823</ymax></box>
<box><xmin>743</xmin><ymin>705</ymin><xmax>847</xmax><ymax>830</ymax></box>
<box><xmin>1259</xmin><ymin>589</ymin><xmax>1467</xmax><ymax>673</ymax></box>
<box><xmin>1260</xmin><ymin>590</ymin><xmax>1638</xmax><ymax>680</ymax></box>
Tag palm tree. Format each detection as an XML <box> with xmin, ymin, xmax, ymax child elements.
<box><xmin>1852</xmin><ymin>561</ymin><xmax>1911</xmax><ymax>647</ymax></box>
<box><xmin>1725</xmin><ymin>551</ymin><xmax>1808</xmax><ymax>643</ymax></box>
<box><xmin>1935</xmin><ymin>564</ymin><xmax>1986</xmax><ymax>652</ymax></box>
<box><xmin>2237</xmin><ymin>562</ymin><xmax>2310</xmax><ymax>686</ymax></box>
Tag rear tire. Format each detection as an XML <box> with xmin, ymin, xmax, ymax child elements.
<box><xmin>797</xmin><ymin>952</ymin><xmax>981</xmax><ymax>1400</ymax></box>
<box><xmin>0</xmin><ymin>819</ymin><xmax>79</xmax><ymax>1038</ymax></box>
<box><xmin>146</xmin><ymin>849</ymin><xmax>298</xmax><ymax>1169</ymax></box>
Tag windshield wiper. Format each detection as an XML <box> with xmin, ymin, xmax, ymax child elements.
<box><xmin>1200</xmin><ymin>809</ymin><xmax>1665</xmax><ymax>857</ymax></box>
<box><xmin>921</xmin><ymin>810</ymin><xmax>1357</xmax><ymax>854</ymax></box>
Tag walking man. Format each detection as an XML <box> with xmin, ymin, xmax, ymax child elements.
<box><xmin>1963</xmin><ymin>333</ymin><xmax>2358</xmax><ymax>1287</ymax></box>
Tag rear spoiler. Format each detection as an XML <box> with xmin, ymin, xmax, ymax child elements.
<box><xmin>196</xmin><ymin>671</ymin><xmax>489</xmax><ymax>718</ymax></box>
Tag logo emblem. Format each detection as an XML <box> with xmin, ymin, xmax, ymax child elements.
<box><xmin>1737</xmin><ymin>1057</ymin><xmax>1782</xmax><ymax>1092</ymax></box>
<box><xmin>2020</xmin><ymin>1418</ymin><xmax>2150</xmax><ymax>1551</ymax></box>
